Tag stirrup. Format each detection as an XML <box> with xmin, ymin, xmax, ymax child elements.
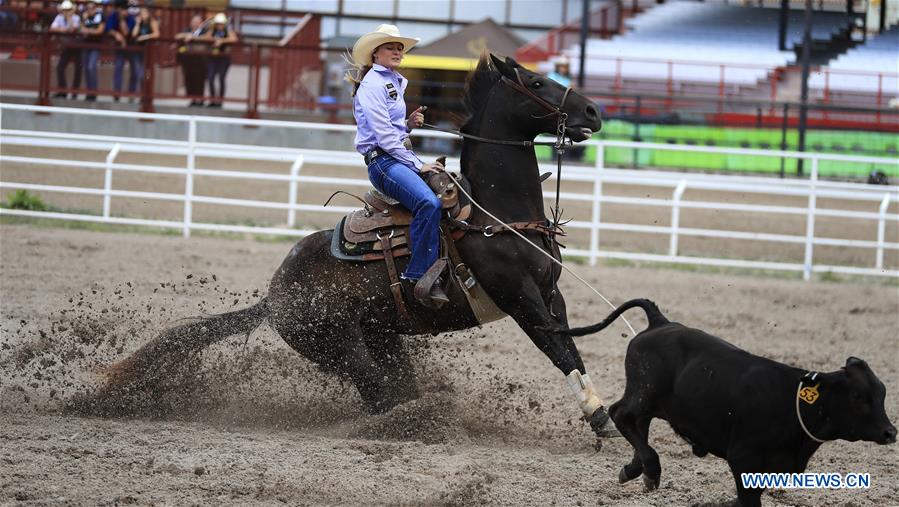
<box><xmin>412</xmin><ymin>258</ymin><xmax>449</xmax><ymax>308</ymax></box>
<box><xmin>589</xmin><ymin>406</ymin><xmax>622</xmax><ymax>438</ymax></box>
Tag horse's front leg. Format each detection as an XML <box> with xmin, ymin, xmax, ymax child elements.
<box><xmin>495</xmin><ymin>278</ymin><xmax>621</xmax><ymax>441</ymax></box>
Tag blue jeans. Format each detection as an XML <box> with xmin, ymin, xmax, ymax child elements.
<box><xmin>82</xmin><ymin>49</ymin><xmax>99</xmax><ymax>92</ymax></box>
<box><xmin>368</xmin><ymin>155</ymin><xmax>441</xmax><ymax>280</ymax></box>
<box><xmin>113</xmin><ymin>50</ymin><xmax>143</xmax><ymax>94</ymax></box>
<box><xmin>207</xmin><ymin>56</ymin><xmax>230</xmax><ymax>102</ymax></box>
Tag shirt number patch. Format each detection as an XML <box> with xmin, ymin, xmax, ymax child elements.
<box><xmin>385</xmin><ymin>83</ymin><xmax>397</xmax><ymax>100</ymax></box>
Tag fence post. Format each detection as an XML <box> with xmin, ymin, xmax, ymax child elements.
<box><xmin>287</xmin><ymin>155</ymin><xmax>305</xmax><ymax>228</ymax></box>
<box><xmin>589</xmin><ymin>143</ymin><xmax>604</xmax><ymax>266</ymax></box>
<box><xmin>669</xmin><ymin>179</ymin><xmax>688</xmax><ymax>256</ymax></box>
<box><xmin>36</xmin><ymin>32</ymin><xmax>51</xmax><ymax>106</ymax></box>
<box><xmin>183</xmin><ymin>118</ymin><xmax>196</xmax><ymax>238</ymax></box>
<box><xmin>876</xmin><ymin>193</ymin><xmax>891</xmax><ymax>270</ymax></box>
<box><xmin>140</xmin><ymin>43</ymin><xmax>155</xmax><ymax>114</ymax></box>
<box><xmin>803</xmin><ymin>156</ymin><xmax>818</xmax><ymax>280</ymax></box>
<box><xmin>103</xmin><ymin>143</ymin><xmax>121</xmax><ymax>219</ymax></box>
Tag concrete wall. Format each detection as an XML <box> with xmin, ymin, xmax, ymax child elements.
<box><xmin>1</xmin><ymin>105</ymin><xmax>357</xmax><ymax>152</ymax></box>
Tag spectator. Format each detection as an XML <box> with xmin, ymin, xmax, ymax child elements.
<box><xmin>174</xmin><ymin>14</ymin><xmax>206</xmax><ymax>106</ymax></box>
<box><xmin>105</xmin><ymin>0</ymin><xmax>136</xmax><ymax>102</ymax></box>
<box><xmin>547</xmin><ymin>56</ymin><xmax>572</xmax><ymax>88</ymax></box>
<box><xmin>0</xmin><ymin>0</ymin><xmax>20</xmax><ymax>31</ymax></box>
<box><xmin>80</xmin><ymin>1</ymin><xmax>104</xmax><ymax>101</ymax></box>
<box><xmin>129</xmin><ymin>6</ymin><xmax>159</xmax><ymax>97</ymax></box>
<box><xmin>49</xmin><ymin>0</ymin><xmax>81</xmax><ymax>99</ymax></box>
<box><xmin>199</xmin><ymin>12</ymin><xmax>237</xmax><ymax>108</ymax></box>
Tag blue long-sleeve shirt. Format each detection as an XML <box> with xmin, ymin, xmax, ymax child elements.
<box><xmin>353</xmin><ymin>64</ymin><xmax>423</xmax><ymax>172</ymax></box>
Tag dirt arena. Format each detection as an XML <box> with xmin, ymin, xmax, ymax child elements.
<box><xmin>1</xmin><ymin>223</ymin><xmax>897</xmax><ymax>506</ymax></box>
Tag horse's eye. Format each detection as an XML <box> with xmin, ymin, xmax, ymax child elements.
<box><xmin>532</xmin><ymin>81</ymin><xmax>542</xmax><ymax>89</ymax></box>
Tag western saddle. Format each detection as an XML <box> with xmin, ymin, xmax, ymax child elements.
<box><xmin>329</xmin><ymin>164</ymin><xmax>561</xmax><ymax>324</ymax></box>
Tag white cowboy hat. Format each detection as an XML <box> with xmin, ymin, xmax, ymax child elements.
<box><xmin>352</xmin><ymin>24</ymin><xmax>419</xmax><ymax>67</ymax></box>
<box><xmin>213</xmin><ymin>13</ymin><xmax>228</xmax><ymax>24</ymax></box>
<box><xmin>58</xmin><ymin>0</ymin><xmax>74</xmax><ymax>10</ymax></box>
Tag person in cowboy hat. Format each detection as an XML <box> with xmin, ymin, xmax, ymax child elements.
<box><xmin>199</xmin><ymin>13</ymin><xmax>238</xmax><ymax>108</ymax></box>
<box><xmin>547</xmin><ymin>55</ymin><xmax>572</xmax><ymax>88</ymax></box>
<box><xmin>49</xmin><ymin>0</ymin><xmax>82</xmax><ymax>99</ymax></box>
<box><xmin>347</xmin><ymin>24</ymin><xmax>448</xmax><ymax>304</ymax></box>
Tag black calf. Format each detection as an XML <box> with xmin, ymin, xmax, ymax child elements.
<box><xmin>566</xmin><ymin>299</ymin><xmax>896</xmax><ymax>507</ymax></box>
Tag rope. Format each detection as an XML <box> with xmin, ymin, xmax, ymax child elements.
<box><xmin>796</xmin><ymin>375</ymin><xmax>827</xmax><ymax>443</ymax></box>
<box><xmin>444</xmin><ymin>170</ymin><xmax>637</xmax><ymax>337</ymax></box>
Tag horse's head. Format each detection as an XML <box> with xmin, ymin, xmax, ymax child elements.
<box><xmin>463</xmin><ymin>54</ymin><xmax>601</xmax><ymax>142</ymax></box>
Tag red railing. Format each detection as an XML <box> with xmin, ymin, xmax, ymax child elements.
<box><xmin>0</xmin><ymin>31</ymin><xmax>324</xmax><ymax>118</ymax></box>
<box><xmin>515</xmin><ymin>2</ymin><xmax>622</xmax><ymax>63</ymax></box>
<box><xmin>574</xmin><ymin>53</ymin><xmax>897</xmax><ymax>113</ymax></box>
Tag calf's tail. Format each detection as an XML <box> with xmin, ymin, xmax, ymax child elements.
<box><xmin>566</xmin><ymin>298</ymin><xmax>669</xmax><ymax>337</ymax></box>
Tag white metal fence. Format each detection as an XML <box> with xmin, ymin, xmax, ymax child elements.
<box><xmin>1</xmin><ymin>103</ymin><xmax>897</xmax><ymax>279</ymax></box>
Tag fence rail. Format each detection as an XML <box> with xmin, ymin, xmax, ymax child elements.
<box><xmin>1</xmin><ymin>104</ymin><xmax>897</xmax><ymax>280</ymax></box>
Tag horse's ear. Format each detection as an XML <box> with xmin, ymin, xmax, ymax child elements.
<box><xmin>504</xmin><ymin>56</ymin><xmax>522</xmax><ymax>69</ymax></box>
<box><xmin>489</xmin><ymin>53</ymin><xmax>514</xmax><ymax>78</ymax></box>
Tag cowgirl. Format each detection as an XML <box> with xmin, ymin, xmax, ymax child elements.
<box><xmin>347</xmin><ymin>24</ymin><xmax>447</xmax><ymax>304</ymax></box>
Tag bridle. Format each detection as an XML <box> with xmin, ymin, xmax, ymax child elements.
<box><xmin>422</xmin><ymin>67</ymin><xmax>573</xmax><ymax>151</ymax></box>
<box><xmin>420</xmin><ymin>66</ymin><xmax>578</xmax><ymax>316</ymax></box>
<box><xmin>421</xmin><ymin>66</ymin><xmax>577</xmax><ymax>233</ymax></box>
<box><xmin>501</xmin><ymin>68</ymin><xmax>572</xmax><ymax>151</ymax></box>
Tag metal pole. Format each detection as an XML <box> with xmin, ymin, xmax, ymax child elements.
<box><xmin>103</xmin><ymin>144</ymin><xmax>121</xmax><ymax>219</ymax></box>
<box><xmin>589</xmin><ymin>144</ymin><xmax>604</xmax><ymax>266</ymax></box>
<box><xmin>778</xmin><ymin>0</ymin><xmax>789</xmax><ymax>50</ymax></box>
<box><xmin>802</xmin><ymin>156</ymin><xmax>818</xmax><ymax>281</ymax></box>
<box><xmin>876</xmin><ymin>193</ymin><xmax>891</xmax><ymax>270</ymax></box>
<box><xmin>279</xmin><ymin>0</ymin><xmax>286</xmax><ymax>39</ymax></box>
<box><xmin>633</xmin><ymin>95</ymin><xmax>641</xmax><ymax>168</ymax></box>
<box><xmin>797</xmin><ymin>0</ymin><xmax>813</xmax><ymax>176</ymax></box>
<box><xmin>184</xmin><ymin>118</ymin><xmax>196</xmax><ymax>238</ymax></box>
<box><xmin>669</xmin><ymin>179</ymin><xmax>687</xmax><ymax>256</ymax></box>
<box><xmin>780</xmin><ymin>103</ymin><xmax>789</xmax><ymax>178</ymax></box>
<box><xmin>578</xmin><ymin>0</ymin><xmax>590</xmax><ymax>88</ymax></box>
<box><xmin>287</xmin><ymin>155</ymin><xmax>304</xmax><ymax>228</ymax></box>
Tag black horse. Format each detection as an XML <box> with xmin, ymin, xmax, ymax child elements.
<box><xmin>106</xmin><ymin>54</ymin><xmax>616</xmax><ymax>439</ymax></box>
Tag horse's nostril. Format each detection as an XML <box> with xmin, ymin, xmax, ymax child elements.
<box><xmin>585</xmin><ymin>104</ymin><xmax>598</xmax><ymax>120</ymax></box>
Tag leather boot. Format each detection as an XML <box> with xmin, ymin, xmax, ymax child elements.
<box><xmin>400</xmin><ymin>276</ymin><xmax>449</xmax><ymax>308</ymax></box>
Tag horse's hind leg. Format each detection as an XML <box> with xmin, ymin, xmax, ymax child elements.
<box><xmin>364</xmin><ymin>330</ymin><xmax>419</xmax><ymax>408</ymax></box>
<box><xmin>331</xmin><ymin>324</ymin><xmax>404</xmax><ymax>415</ymax></box>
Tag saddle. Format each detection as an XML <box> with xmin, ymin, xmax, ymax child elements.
<box><xmin>328</xmin><ymin>163</ymin><xmax>560</xmax><ymax>324</ymax></box>
<box><xmin>330</xmin><ymin>169</ymin><xmax>472</xmax><ymax>263</ymax></box>
<box><xmin>330</xmin><ymin>168</ymin><xmax>504</xmax><ymax>323</ymax></box>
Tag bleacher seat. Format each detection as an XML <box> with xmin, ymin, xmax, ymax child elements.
<box><xmin>559</xmin><ymin>1</ymin><xmax>852</xmax><ymax>92</ymax></box>
<box><xmin>809</xmin><ymin>25</ymin><xmax>899</xmax><ymax>99</ymax></box>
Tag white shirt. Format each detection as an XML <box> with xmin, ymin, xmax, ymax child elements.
<box><xmin>50</xmin><ymin>13</ymin><xmax>81</xmax><ymax>30</ymax></box>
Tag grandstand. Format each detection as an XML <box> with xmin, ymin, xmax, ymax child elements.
<box><xmin>559</xmin><ymin>1</ymin><xmax>855</xmax><ymax>97</ymax></box>
<box><xmin>809</xmin><ymin>25</ymin><xmax>899</xmax><ymax>106</ymax></box>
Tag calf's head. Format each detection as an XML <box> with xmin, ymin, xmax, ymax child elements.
<box><xmin>822</xmin><ymin>357</ymin><xmax>896</xmax><ymax>444</ymax></box>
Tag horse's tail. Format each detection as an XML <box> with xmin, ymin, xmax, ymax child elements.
<box><xmin>105</xmin><ymin>298</ymin><xmax>270</xmax><ymax>386</ymax></box>
<box><xmin>565</xmin><ymin>298</ymin><xmax>669</xmax><ymax>337</ymax></box>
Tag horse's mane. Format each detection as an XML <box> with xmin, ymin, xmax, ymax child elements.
<box><xmin>461</xmin><ymin>53</ymin><xmax>502</xmax><ymax>134</ymax></box>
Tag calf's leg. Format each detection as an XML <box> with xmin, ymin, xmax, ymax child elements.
<box><xmin>726</xmin><ymin>444</ymin><xmax>765</xmax><ymax>507</ymax></box>
<box><xmin>610</xmin><ymin>399</ymin><xmax>661</xmax><ymax>490</ymax></box>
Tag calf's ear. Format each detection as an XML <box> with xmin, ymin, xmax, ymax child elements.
<box><xmin>844</xmin><ymin>357</ymin><xmax>873</xmax><ymax>375</ymax></box>
<box><xmin>845</xmin><ymin>356</ymin><xmax>867</xmax><ymax>368</ymax></box>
